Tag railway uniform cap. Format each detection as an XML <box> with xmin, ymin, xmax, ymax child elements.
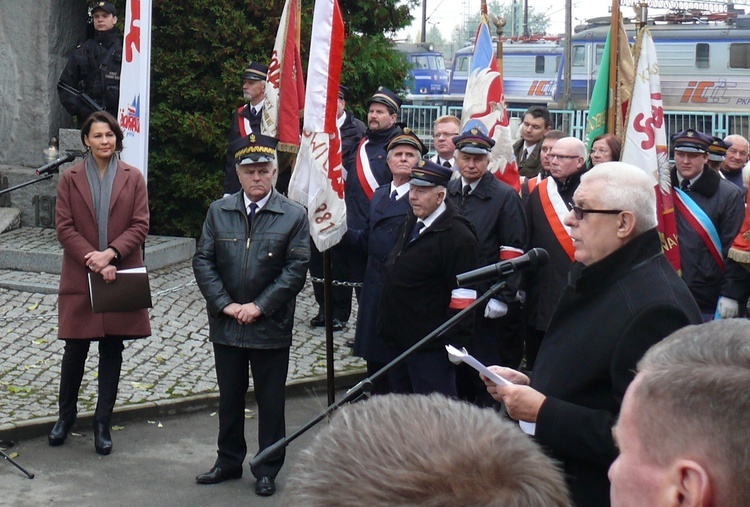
<box><xmin>708</xmin><ymin>137</ymin><xmax>732</xmax><ymax>161</ymax></box>
<box><xmin>230</xmin><ymin>133</ymin><xmax>279</xmax><ymax>165</ymax></box>
<box><xmin>453</xmin><ymin>127</ymin><xmax>496</xmax><ymax>155</ymax></box>
<box><xmin>338</xmin><ymin>85</ymin><xmax>349</xmax><ymax>100</ymax></box>
<box><xmin>410</xmin><ymin>159</ymin><xmax>452</xmax><ymax>187</ymax></box>
<box><xmin>386</xmin><ymin>128</ymin><xmax>428</xmax><ymax>156</ymax></box>
<box><xmin>367</xmin><ymin>87</ymin><xmax>402</xmax><ymax>115</ymax></box>
<box><xmin>243</xmin><ymin>61</ymin><xmax>268</xmax><ymax>81</ymax></box>
<box><xmin>91</xmin><ymin>1</ymin><xmax>116</xmax><ymax>15</ymax></box>
<box><xmin>671</xmin><ymin>129</ymin><xmax>713</xmax><ymax>153</ymax></box>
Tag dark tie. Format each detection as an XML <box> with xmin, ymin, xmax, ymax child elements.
<box><xmin>520</xmin><ymin>150</ymin><xmax>528</xmax><ymax>163</ymax></box>
<box><xmin>462</xmin><ymin>184</ymin><xmax>471</xmax><ymax>203</ymax></box>
<box><xmin>442</xmin><ymin>160</ymin><xmax>451</xmax><ymax>169</ymax></box>
<box><xmin>247</xmin><ymin>202</ymin><xmax>258</xmax><ymax>228</ymax></box>
<box><xmin>408</xmin><ymin>221</ymin><xmax>425</xmax><ymax>243</ymax></box>
<box><xmin>680</xmin><ymin>179</ymin><xmax>691</xmax><ymax>192</ymax></box>
<box><xmin>390</xmin><ymin>189</ymin><xmax>398</xmax><ymax>202</ymax></box>
<box><xmin>251</xmin><ymin>107</ymin><xmax>259</xmax><ymax>117</ymax></box>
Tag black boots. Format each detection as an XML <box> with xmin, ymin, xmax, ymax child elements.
<box><xmin>93</xmin><ymin>422</ymin><xmax>113</xmax><ymax>455</ymax></box>
<box><xmin>48</xmin><ymin>417</ymin><xmax>75</xmax><ymax>446</ymax></box>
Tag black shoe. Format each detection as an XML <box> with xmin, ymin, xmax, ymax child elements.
<box><xmin>93</xmin><ymin>422</ymin><xmax>112</xmax><ymax>455</ymax></box>
<box><xmin>310</xmin><ymin>314</ymin><xmax>325</xmax><ymax>327</ymax></box>
<box><xmin>255</xmin><ymin>476</ymin><xmax>276</xmax><ymax>496</ymax></box>
<box><xmin>331</xmin><ymin>318</ymin><xmax>346</xmax><ymax>331</ymax></box>
<box><xmin>48</xmin><ymin>417</ymin><xmax>75</xmax><ymax>446</ymax></box>
<box><xmin>196</xmin><ymin>466</ymin><xmax>243</xmax><ymax>484</ymax></box>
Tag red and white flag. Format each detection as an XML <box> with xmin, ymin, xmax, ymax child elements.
<box><xmin>117</xmin><ymin>0</ymin><xmax>152</xmax><ymax>180</ymax></box>
<box><xmin>621</xmin><ymin>27</ymin><xmax>679</xmax><ymax>271</ymax></box>
<box><xmin>461</xmin><ymin>14</ymin><xmax>519</xmax><ymax>192</ymax></box>
<box><xmin>288</xmin><ymin>0</ymin><xmax>346</xmax><ymax>251</ymax></box>
<box><xmin>262</xmin><ymin>0</ymin><xmax>305</xmax><ymax>154</ymax></box>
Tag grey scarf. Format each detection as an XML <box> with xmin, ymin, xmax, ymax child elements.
<box><xmin>85</xmin><ymin>154</ymin><xmax>118</xmax><ymax>251</ymax></box>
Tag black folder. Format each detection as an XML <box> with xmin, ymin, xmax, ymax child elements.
<box><xmin>88</xmin><ymin>267</ymin><xmax>152</xmax><ymax>313</ymax></box>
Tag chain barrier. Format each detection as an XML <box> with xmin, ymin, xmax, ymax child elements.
<box><xmin>309</xmin><ymin>276</ymin><xmax>363</xmax><ymax>289</ymax></box>
<box><xmin>0</xmin><ymin>279</ymin><xmax>200</xmax><ymax>325</ymax></box>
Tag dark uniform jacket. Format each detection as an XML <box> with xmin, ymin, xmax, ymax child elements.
<box><xmin>671</xmin><ymin>166</ymin><xmax>745</xmax><ymax>313</ymax></box>
<box><xmin>58</xmin><ymin>28</ymin><xmax>123</xmax><ymax>127</ymax></box>
<box><xmin>524</xmin><ymin>172</ymin><xmax>584</xmax><ymax>331</ymax></box>
<box><xmin>340</xmin><ymin>110</ymin><xmax>367</xmax><ymax>162</ymax></box>
<box><xmin>343</xmin><ymin>123</ymin><xmax>402</xmax><ymax>282</ymax></box>
<box><xmin>447</xmin><ymin>171</ymin><xmax>527</xmax><ymax>303</ymax></box>
<box><xmin>224</xmin><ymin>104</ymin><xmax>263</xmax><ymax>194</ymax></box>
<box><xmin>531</xmin><ymin>228</ymin><xmax>702</xmax><ymax>507</ymax></box>
<box><xmin>352</xmin><ymin>185</ymin><xmax>411</xmax><ymax>363</ymax></box>
<box><xmin>513</xmin><ymin>138</ymin><xmax>543</xmax><ymax>178</ymax></box>
<box><xmin>193</xmin><ymin>190</ymin><xmax>310</xmax><ymax>349</ymax></box>
<box><xmin>379</xmin><ymin>201</ymin><xmax>479</xmax><ymax>351</ymax></box>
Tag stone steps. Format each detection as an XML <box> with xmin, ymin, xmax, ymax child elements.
<box><xmin>0</xmin><ymin>227</ymin><xmax>195</xmax><ymax>293</ymax></box>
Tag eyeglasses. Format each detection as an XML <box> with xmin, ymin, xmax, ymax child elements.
<box><xmin>569</xmin><ymin>203</ymin><xmax>622</xmax><ymax>220</ymax></box>
<box><xmin>434</xmin><ymin>133</ymin><xmax>460</xmax><ymax>139</ymax></box>
<box><xmin>549</xmin><ymin>154</ymin><xmax>580</xmax><ymax>160</ymax></box>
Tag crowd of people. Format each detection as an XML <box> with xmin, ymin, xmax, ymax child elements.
<box><xmin>52</xmin><ymin>7</ymin><xmax>749</xmax><ymax>502</ymax></box>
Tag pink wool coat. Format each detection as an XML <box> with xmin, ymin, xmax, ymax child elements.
<box><xmin>56</xmin><ymin>158</ymin><xmax>151</xmax><ymax>340</ymax></box>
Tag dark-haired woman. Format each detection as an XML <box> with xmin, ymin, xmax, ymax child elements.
<box><xmin>589</xmin><ymin>133</ymin><xmax>622</xmax><ymax>167</ymax></box>
<box><xmin>49</xmin><ymin>111</ymin><xmax>150</xmax><ymax>455</ymax></box>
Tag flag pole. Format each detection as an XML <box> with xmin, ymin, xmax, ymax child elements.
<box><xmin>607</xmin><ymin>0</ymin><xmax>620</xmax><ymax>133</ymax></box>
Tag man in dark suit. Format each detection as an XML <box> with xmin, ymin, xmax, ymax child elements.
<box><xmin>379</xmin><ymin>160</ymin><xmax>479</xmax><ymax>396</ymax></box>
<box><xmin>512</xmin><ymin>105</ymin><xmax>552</xmax><ymax>178</ymax></box>
<box><xmin>484</xmin><ymin>162</ymin><xmax>702</xmax><ymax>507</ymax></box>
<box><xmin>447</xmin><ymin>128</ymin><xmax>527</xmax><ymax>405</ymax></box>
<box><xmin>350</xmin><ymin>129</ymin><xmax>427</xmax><ymax>393</ymax></box>
<box><xmin>223</xmin><ymin>61</ymin><xmax>269</xmax><ymax>196</ymax></box>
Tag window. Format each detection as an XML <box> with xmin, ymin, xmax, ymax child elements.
<box><xmin>696</xmin><ymin>43</ymin><xmax>709</xmax><ymax>69</ymax></box>
<box><xmin>730</xmin><ymin>43</ymin><xmax>750</xmax><ymax>69</ymax></box>
<box><xmin>572</xmin><ymin>45</ymin><xmax>585</xmax><ymax>67</ymax></box>
<box><xmin>595</xmin><ymin>44</ymin><xmax>605</xmax><ymax>66</ymax></box>
<box><xmin>535</xmin><ymin>55</ymin><xmax>545</xmax><ymax>74</ymax></box>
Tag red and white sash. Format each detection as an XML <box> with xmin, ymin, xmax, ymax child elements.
<box><xmin>237</xmin><ymin>105</ymin><xmax>253</xmax><ymax>137</ymax></box>
<box><xmin>355</xmin><ymin>138</ymin><xmax>379</xmax><ymax>200</ymax></box>
<box><xmin>673</xmin><ymin>188</ymin><xmax>724</xmax><ymax>271</ymax></box>
<box><xmin>538</xmin><ymin>178</ymin><xmax>575</xmax><ymax>261</ymax></box>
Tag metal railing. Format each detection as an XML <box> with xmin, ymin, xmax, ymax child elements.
<box><xmin>400</xmin><ymin>104</ymin><xmax>750</xmax><ymax>151</ymax></box>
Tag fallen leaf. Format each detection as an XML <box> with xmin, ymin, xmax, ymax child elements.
<box><xmin>111</xmin><ymin>425</ymin><xmax>125</xmax><ymax>431</ymax></box>
<box><xmin>9</xmin><ymin>452</ymin><xmax>18</xmax><ymax>459</ymax></box>
<box><xmin>7</xmin><ymin>385</ymin><xmax>32</xmax><ymax>394</ymax></box>
<box><xmin>33</xmin><ymin>339</ymin><xmax>48</xmax><ymax>344</ymax></box>
<box><xmin>147</xmin><ymin>420</ymin><xmax>156</xmax><ymax>424</ymax></box>
<box><xmin>130</xmin><ymin>382</ymin><xmax>154</xmax><ymax>389</ymax></box>
<box><xmin>210</xmin><ymin>412</ymin><xmax>217</xmax><ymax>417</ymax></box>
<box><xmin>157</xmin><ymin>422</ymin><xmax>163</xmax><ymax>428</ymax></box>
<box><xmin>155</xmin><ymin>356</ymin><xmax>165</xmax><ymax>364</ymax></box>
<box><xmin>28</xmin><ymin>303</ymin><xmax>39</xmax><ymax>311</ymax></box>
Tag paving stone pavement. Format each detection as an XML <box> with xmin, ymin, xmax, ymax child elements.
<box><xmin>0</xmin><ymin>260</ymin><xmax>365</xmax><ymax>430</ymax></box>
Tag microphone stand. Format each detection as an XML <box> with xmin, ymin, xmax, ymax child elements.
<box><xmin>251</xmin><ymin>278</ymin><xmax>507</xmax><ymax>468</ymax></box>
<box><xmin>0</xmin><ymin>152</ymin><xmax>81</xmax><ymax>197</ymax></box>
<box><xmin>0</xmin><ymin>440</ymin><xmax>34</xmax><ymax>479</ymax></box>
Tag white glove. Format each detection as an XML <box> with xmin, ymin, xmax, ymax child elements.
<box><xmin>717</xmin><ymin>296</ymin><xmax>739</xmax><ymax>319</ymax></box>
<box><xmin>484</xmin><ymin>298</ymin><xmax>508</xmax><ymax>319</ymax></box>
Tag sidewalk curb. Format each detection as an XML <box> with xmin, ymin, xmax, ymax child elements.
<box><xmin>0</xmin><ymin>370</ymin><xmax>366</xmax><ymax>442</ymax></box>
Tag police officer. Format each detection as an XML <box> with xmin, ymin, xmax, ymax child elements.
<box><xmin>58</xmin><ymin>2</ymin><xmax>122</xmax><ymax>128</ymax></box>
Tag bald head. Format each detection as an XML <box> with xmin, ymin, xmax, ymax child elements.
<box><xmin>549</xmin><ymin>137</ymin><xmax>586</xmax><ymax>179</ymax></box>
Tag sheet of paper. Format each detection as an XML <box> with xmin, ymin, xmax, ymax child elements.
<box><xmin>445</xmin><ymin>344</ymin><xmax>536</xmax><ymax>435</ymax></box>
<box><xmin>445</xmin><ymin>344</ymin><xmax>512</xmax><ymax>386</ymax></box>
<box><xmin>118</xmin><ymin>266</ymin><xmax>147</xmax><ymax>274</ymax></box>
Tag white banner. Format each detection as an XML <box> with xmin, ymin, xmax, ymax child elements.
<box><xmin>288</xmin><ymin>0</ymin><xmax>346</xmax><ymax>251</ymax></box>
<box><xmin>117</xmin><ymin>0</ymin><xmax>152</xmax><ymax>181</ymax></box>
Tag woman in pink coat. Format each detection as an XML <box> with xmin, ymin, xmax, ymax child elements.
<box><xmin>49</xmin><ymin>111</ymin><xmax>150</xmax><ymax>455</ymax></box>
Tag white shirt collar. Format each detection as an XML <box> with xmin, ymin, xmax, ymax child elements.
<box><xmin>390</xmin><ymin>181</ymin><xmax>410</xmax><ymax>200</ymax></box>
<box><xmin>418</xmin><ymin>201</ymin><xmax>447</xmax><ymax>231</ymax></box>
<box><xmin>243</xmin><ymin>188</ymin><xmax>272</xmax><ymax>212</ymax></box>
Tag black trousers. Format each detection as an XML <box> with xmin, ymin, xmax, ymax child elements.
<box><xmin>309</xmin><ymin>239</ymin><xmax>353</xmax><ymax>322</ymax></box>
<box><xmin>213</xmin><ymin>343</ymin><xmax>289</xmax><ymax>479</ymax></box>
<box><xmin>58</xmin><ymin>338</ymin><xmax>125</xmax><ymax>424</ymax></box>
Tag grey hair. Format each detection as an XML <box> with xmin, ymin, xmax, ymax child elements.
<box><xmin>283</xmin><ymin>394</ymin><xmax>571</xmax><ymax>507</ymax></box>
<box><xmin>580</xmin><ymin>162</ymin><xmax>658</xmax><ymax>233</ymax></box>
<box><xmin>633</xmin><ymin>319</ymin><xmax>750</xmax><ymax>506</ymax></box>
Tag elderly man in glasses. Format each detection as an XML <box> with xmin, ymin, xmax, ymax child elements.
<box><xmin>523</xmin><ymin>136</ymin><xmax>587</xmax><ymax>370</ymax></box>
<box><xmin>483</xmin><ymin>162</ymin><xmax>702</xmax><ymax>507</ymax></box>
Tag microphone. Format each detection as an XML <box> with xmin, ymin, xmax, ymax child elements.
<box><xmin>456</xmin><ymin>248</ymin><xmax>549</xmax><ymax>286</ymax></box>
<box><xmin>36</xmin><ymin>151</ymin><xmax>81</xmax><ymax>176</ymax></box>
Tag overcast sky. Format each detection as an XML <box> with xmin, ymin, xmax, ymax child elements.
<box><xmin>397</xmin><ymin>0</ymin><xmax>671</xmax><ymax>40</ymax></box>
